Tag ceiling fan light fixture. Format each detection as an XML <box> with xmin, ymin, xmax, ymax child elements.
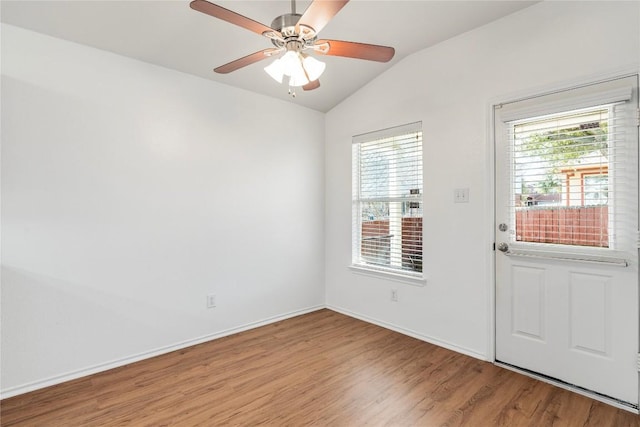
<box><xmin>302</xmin><ymin>55</ymin><xmax>325</xmax><ymax>82</ymax></box>
<box><xmin>288</xmin><ymin>66</ymin><xmax>309</xmax><ymax>87</ymax></box>
<box><xmin>264</xmin><ymin>58</ymin><xmax>285</xmax><ymax>83</ymax></box>
<box><xmin>280</xmin><ymin>51</ymin><xmax>309</xmax><ymax>87</ymax></box>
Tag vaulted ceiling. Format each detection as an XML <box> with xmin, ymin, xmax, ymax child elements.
<box><xmin>1</xmin><ymin>1</ymin><xmax>537</xmax><ymax>112</ymax></box>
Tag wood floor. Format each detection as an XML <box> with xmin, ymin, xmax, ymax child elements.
<box><xmin>1</xmin><ymin>309</ymin><xmax>638</xmax><ymax>426</ymax></box>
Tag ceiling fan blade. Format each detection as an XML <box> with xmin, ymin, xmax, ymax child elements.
<box><xmin>214</xmin><ymin>49</ymin><xmax>280</xmax><ymax>74</ymax></box>
<box><xmin>303</xmin><ymin>80</ymin><xmax>320</xmax><ymax>91</ymax></box>
<box><xmin>314</xmin><ymin>39</ymin><xmax>395</xmax><ymax>62</ymax></box>
<box><xmin>190</xmin><ymin>0</ymin><xmax>275</xmax><ymax>37</ymax></box>
<box><xmin>297</xmin><ymin>1</ymin><xmax>349</xmax><ymax>34</ymax></box>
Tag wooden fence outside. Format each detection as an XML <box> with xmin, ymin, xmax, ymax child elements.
<box><xmin>361</xmin><ymin>217</ymin><xmax>422</xmax><ymax>272</ymax></box>
<box><xmin>515</xmin><ymin>205</ymin><xmax>608</xmax><ymax>247</ymax></box>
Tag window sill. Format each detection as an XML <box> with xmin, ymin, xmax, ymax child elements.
<box><xmin>349</xmin><ymin>265</ymin><xmax>426</xmax><ymax>287</ymax></box>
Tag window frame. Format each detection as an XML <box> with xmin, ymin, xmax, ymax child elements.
<box><xmin>351</xmin><ymin>122</ymin><xmax>425</xmax><ymax>285</ymax></box>
<box><xmin>496</xmin><ymin>75</ymin><xmax>638</xmax><ymax>265</ymax></box>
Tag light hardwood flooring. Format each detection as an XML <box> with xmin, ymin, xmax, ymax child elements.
<box><xmin>1</xmin><ymin>309</ymin><xmax>639</xmax><ymax>426</ymax></box>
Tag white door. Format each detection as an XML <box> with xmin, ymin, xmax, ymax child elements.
<box><xmin>495</xmin><ymin>75</ymin><xmax>639</xmax><ymax>407</ymax></box>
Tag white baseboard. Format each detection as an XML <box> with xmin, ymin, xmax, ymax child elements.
<box><xmin>327</xmin><ymin>305</ymin><xmax>488</xmax><ymax>361</ymax></box>
<box><xmin>2</xmin><ymin>304</ymin><xmax>486</xmax><ymax>399</ymax></box>
<box><xmin>0</xmin><ymin>305</ymin><xmax>325</xmax><ymax>399</ymax></box>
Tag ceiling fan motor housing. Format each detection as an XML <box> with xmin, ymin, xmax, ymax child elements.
<box><xmin>270</xmin><ymin>13</ymin><xmax>301</xmax><ymax>32</ymax></box>
<box><xmin>269</xmin><ymin>13</ymin><xmax>317</xmax><ymax>50</ymax></box>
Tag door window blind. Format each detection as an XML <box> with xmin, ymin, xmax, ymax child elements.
<box><xmin>498</xmin><ymin>76</ymin><xmax>638</xmax><ymax>261</ymax></box>
<box><xmin>352</xmin><ymin>122</ymin><xmax>423</xmax><ymax>277</ymax></box>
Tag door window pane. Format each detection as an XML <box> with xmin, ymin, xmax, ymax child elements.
<box><xmin>511</xmin><ymin>107</ymin><xmax>611</xmax><ymax>248</ymax></box>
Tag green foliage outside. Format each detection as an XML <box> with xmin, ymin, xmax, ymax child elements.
<box><xmin>519</xmin><ymin>118</ymin><xmax>607</xmax><ymax>195</ymax></box>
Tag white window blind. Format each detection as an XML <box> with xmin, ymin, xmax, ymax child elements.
<box><xmin>352</xmin><ymin>122</ymin><xmax>423</xmax><ymax>277</ymax></box>
<box><xmin>499</xmin><ymin>76</ymin><xmax>638</xmax><ymax>261</ymax></box>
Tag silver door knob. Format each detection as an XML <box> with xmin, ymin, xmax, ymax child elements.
<box><xmin>497</xmin><ymin>242</ymin><xmax>509</xmax><ymax>252</ymax></box>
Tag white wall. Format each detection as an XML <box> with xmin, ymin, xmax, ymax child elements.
<box><xmin>3</xmin><ymin>0</ymin><xmax>639</xmax><ymax>399</ymax></box>
<box><xmin>1</xmin><ymin>24</ymin><xmax>325</xmax><ymax>396</ymax></box>
<box><xmin>325</xmin><ymin>1</ymin><xmax>640</xmax><ymax>358</ymax></box>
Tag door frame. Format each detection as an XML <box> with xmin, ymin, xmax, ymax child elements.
<box><xmin>487</xmin><ymin>66</ymin><xmax>640</xmax><ymax>413</ymax></box>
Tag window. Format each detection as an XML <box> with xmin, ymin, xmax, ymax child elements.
<box><xmin>583</xmin><ymin>173</ymin><xmax>608</xmax><ymax>206</ymax></box>
<box><xmin>511</xmin><ymin>106</ymin><xmax>614</xmax><ymax>247</ymax></box>
<box><xmin>500</xmin><ymin>76</ymin><xmax>638</xmax><ymax>256</ymax></box>
<box><xmin>352</xmin><ymin>122</ymin><xmax>423</xmax><ymax>278</ymax></box>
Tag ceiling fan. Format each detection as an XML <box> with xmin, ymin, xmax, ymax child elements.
<box><xmin>190</xmin><ymin>0</ymin><xmax>395</xmax><ymax>96</ymax></box>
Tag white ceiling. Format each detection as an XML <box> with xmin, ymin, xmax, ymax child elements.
<box><xmin>1</xmin><ymin>0</ymin><xmax>537</xmax><ymax>112</ymax></box>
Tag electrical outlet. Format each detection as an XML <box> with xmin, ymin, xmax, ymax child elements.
<box><xmin>391</xmin><ymin>289</ymin><xmax>398</xmax><ymax>302</ymax></box>
<box><xmin>454</xmin><ymin>188</ymin><xmax>470</xmax><ymax>203</ymax></box>
<box><xmin>207</xmin><ymin>294</ymin><xmax>216</xmax><ymax>308</ymax></box>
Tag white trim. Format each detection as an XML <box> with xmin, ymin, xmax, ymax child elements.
<box><xmin>328</xmin><ymin>305</ymin><xmax>487</xmax><ymax>361</ymax></box>
<box><xmin>349</xmin><ymin>264</ymin><xmax>426</xmax><ymax>287</ymax></box>
<box><xmin>498</xmin><ymin>85</ymin><xmax>633</xmax><ymax>123</ymax></box>
<box><xmin>353</xmin><ymin>121</ymin><xmax>422</xmax><ymax>145</ymax></box>
<box><xmin>504</xmin><ymin>248</ymin><xmax>629</xmax><ymax>267</ymax></box>
<box><xmin>0</xmin><ymin>305</ymin><xmax>325</xmax><ymax>399</ymax></box>
<box><xmin>496</xmin><ymin>362</ymin><xmax>639</xmax><ymax>414</ymax></box>
<box><xmin>486</xmin><ymin>98</ymin><xmax>497</xmax><ymax>362</ymax></box>
<box><xmin>487</xmin><ymin>64</ymin><xmax>640</xmax><ymax>114</ymax></box>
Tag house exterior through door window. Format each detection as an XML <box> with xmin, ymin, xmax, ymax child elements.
<box><xmin>510</xmin><ymin>106</ymin><xmax>618</xmax><ymax>248</ymax></box>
